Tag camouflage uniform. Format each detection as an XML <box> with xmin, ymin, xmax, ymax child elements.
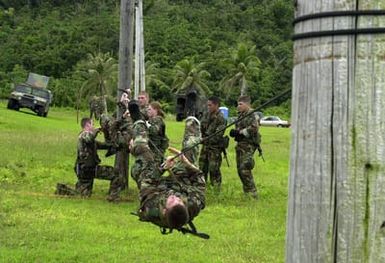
<box><xmin>100</xmin><ymin>113</ymin><xmax>132</xmax><ymax>152</ymax></box>
<box><xmin>148</xmin><ymin>116</ymin><xmax>169</xmax><ymax>167</ymax></box>
<box><xmin>234</xmin><ymin>108</ymin><xmax>260</xmax><ymax>197</ymax></box>
<box><xmin>137</xmin><ymin>162</ymin><xmax>206</xmax><ymax>229</ymax></box>
<box><xmin>181</xmin><ymin>116</ymin><xmax>201</xmax><ymax>167</ymax></box>
<box><xmin>137</xmin><ymin>123</ymin><xmax>205</xmax><ymax>229</ymax></box>
<box><xmin>198</xmin><ymin>110</ymin><xmax>226</xmax><ymax>187</ymax></box>
<box><xmin>89</xmin><ymin>96</ymin><xmax>106</xmax><ymax>121</ymax></box>
<box><xmin>130</xmin><ymin>120</ymin><xmax>160</xmax><ymax>188</ymax></box>
<box><xmin>140</xmin><ymin>105</ymin><xmax>149</xmax><ymax>120</ymax></box>
<box><xmin>74</xmin><ymin>129</ymin><xmax>121</xmax><ymax>198</ymax></box>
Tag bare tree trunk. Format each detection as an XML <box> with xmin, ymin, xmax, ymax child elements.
<box><xmin>286</xmin><ymin>1</ymin><xmax>385</xmax><ymax>262</ymax></box>
<box><xmin>115</xmin><ymin>0</ymin><xmax>134</xmax><ymax>190</ymax></box>
<box><xmin>100</xmin><ymin>83</ymin><xmax>108</xmax><ymax>114</ymax></box>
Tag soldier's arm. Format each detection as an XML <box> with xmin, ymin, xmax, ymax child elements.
<box><xmin>207</xmin><ymin>115</ymin><xmax>227</xmax><ymax>144</ymax></box>
<box><xmin>239</xmin><ymin>113</ymin><xmax>259</xmax><ymax>138</ymax></box>
<box><xmin>147</xmin><ymin>117</ymin><xmax>162</xmax><ymax>136</ymax></box>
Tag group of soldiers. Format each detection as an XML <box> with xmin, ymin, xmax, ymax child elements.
<box><xmin>56</xmin><ymin>90</ymin><xmax>261</xmax><ymax>236</ymax></box>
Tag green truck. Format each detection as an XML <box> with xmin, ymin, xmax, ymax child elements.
<box><xmin>7</xmin><ymin>73</ymin><xmax>52</xmax><ymax>117</ymax></box>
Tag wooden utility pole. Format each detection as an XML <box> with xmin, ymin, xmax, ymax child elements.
<box><xmin>286</xmin><ymin>1</ymin><xmax>385</xmax><ymax>262</ymax></box>
<box><xmin>139</xmin><ymin>0</ymin><xmax>146</xmax><ymax>92</ymax></box>
<box><xmin>134</xmin><ymin>0</ymin><xmax>145</xmax><ymax>99</ymax></box>
<box><xmin>116</xmin><ymin>0</ymin><xmax>134</xmax><ymax>189</ymax></box>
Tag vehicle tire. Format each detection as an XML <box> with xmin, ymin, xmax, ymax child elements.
<box><xmin>277</xmin><ymin>124</ymin><xmax>283</xmax><ymax>128</ymax></box>
<box><xmin>7</xmin><ymin>99</ymin><xmax>13</xmax><ymax>109</ymax></box>
<box><xmin>43</xmin><ymin>112</ymin><xmax>48</xmax><ymax>117</ymax></box>
<box><xmin>7</xmin><ymin>99</ymin><xmax>19</xmax><ymax>110</ymax></box>
<box><xmin>37</xmin><ymin>107</ymin><xmax>45</xmax><ymax>117</ymax></box>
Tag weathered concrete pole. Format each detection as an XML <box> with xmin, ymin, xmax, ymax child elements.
<box><xmin>116</xmin><ymin>0</ymin><xmax>134</xmax><ymax>189</ymax></box>
<box><xmin>286</xmin><ymin>1</ymin><xmax>385</xmax><ymax>262</ymax></box>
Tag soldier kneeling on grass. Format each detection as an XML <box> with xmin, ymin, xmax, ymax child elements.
<box><xmin>55</xmin><ymin>117</ymin><xmax>121</xmax><ymax>202</ymax></box>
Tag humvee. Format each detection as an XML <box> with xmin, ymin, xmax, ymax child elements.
<box><xmin>7</xmin><ymin>73</ymin><xmax>52</xmax><ymax>117</ymax></box>
<box><xmin>175</xmin><ymin>88</ymin><xmax>207</xmax><ymax>121</ymax></box>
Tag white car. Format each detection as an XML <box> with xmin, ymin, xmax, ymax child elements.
<box><xmin>260</xmin><ymin>116</ymin><xmax>290</xmax><ymax>128</ymax></box>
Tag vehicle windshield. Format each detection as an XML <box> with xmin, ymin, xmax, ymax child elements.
<box><xmin>15</xmin><ymin>85</ymin><xmax>32</xmax><ymax>94</ymax></box>
<box><xmin>32</xmin><ymin>88</ymin><xmax>50</xmax><ymax>99</ymax></box>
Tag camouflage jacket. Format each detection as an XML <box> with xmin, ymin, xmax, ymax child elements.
<box><xmin>131</xmin><ymin>120</ymin><xmax>153</xmax><ymax>160</ymax></box>
<box><xmin>148</xmin><ymin>116</ymin><xmax>169</xmax><ymax>154</ymax></box>
<box><xmin>200</xmin><ymin>110</ymin><xmax>226</xmax><ymax>149</ymax></box>
<box><xmin>138</xmin><ymin>164</ymin><xmax>206</xmax><ymax>228</ymax></box>
<box><xmin>140</xmin><ymin>105</ymin><xmax>149</xmax><ymax>120</ymax></box>
<box><xmin>77</xmin><ymin>130</ymin><xmax>105</xmax><ymax>167</ymax></box>
<box><xmin>235</xmin><ymin>108</ymin><xmax>260</xmax><ymax>146</ymax></box>
<box><xmin>182</xmin><ymin>117</ymin><xmax>201</xmax><ymax>167</ymax></box>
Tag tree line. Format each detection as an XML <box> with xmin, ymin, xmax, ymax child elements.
<box><xmin>0</xmin><ymin>0</ymin><xmax>293</xmax><ymax>116</ymax></box>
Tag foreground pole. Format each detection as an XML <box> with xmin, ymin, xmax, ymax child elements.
<box><xmin>116</xmin><ymin>0</ymin><xmax>134</xmax><ymax>189</ymax></box>
<box><xmin>286</xmin><ymin>1</ymin><xmax>385</xmax><ymax>262</ymax></box>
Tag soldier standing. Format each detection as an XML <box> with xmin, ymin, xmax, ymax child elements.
<box><xmin>138</xmin><ymin>91</ymin><xmax>150</xmax><ymax>120</ymax></box>
<box><xmin>229</xmin><ymin>96</ymin><xmax>260</xmax><ymax>199</ymax></box>
<box><xmin>89</xmin><ymin>95</ymin><xmax>106</xmax><ymax>121</ymax></box>
<box><xmin>198</xmin><ymin>96</ymin><xmax>226</xmax><ymax>190</ymax></box>
<box><xmin>56</xmin><ymin>117</ymin><xmax>121</xmax><ymax>201</ymax></box>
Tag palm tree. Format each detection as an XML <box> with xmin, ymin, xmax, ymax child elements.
<box><xmin>221</xmin><ymin>43</ymin><xmax>261</xmax><ymax>96</ymax></box>
<box><xmin>78</xmin><ymin>52</ymin><xmax>117</xmax><ymax>115</ymax></box>
<box><xmin>172</xmin><ymin>57</ymin><xmax>211</xmax><ymax>96</ymax></box>
<box><xmin>145</xmin><ymin>60</ymin><xmax>165</xmax><ymax>88</ymax></box>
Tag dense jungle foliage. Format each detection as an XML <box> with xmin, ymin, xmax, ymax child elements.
<box><xmin>0</xmin><ymin>0</ymin><xmax>293</xmax><ymax>113</ymax></box>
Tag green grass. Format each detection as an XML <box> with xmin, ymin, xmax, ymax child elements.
<box><xmin>0</xmin><ymin>102</ymin><xmax>291</xmax><ymax>263</ymax></box>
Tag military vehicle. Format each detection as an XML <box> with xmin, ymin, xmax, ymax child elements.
<box><xmin>175</xmin><ymin>88</ymin><xmax>207</xmax><ymax>121</ymax></box>
<box><xmin>7</xmin><ymin>73</ymin><xmax>52</xmax><ymax>117</ymax></box>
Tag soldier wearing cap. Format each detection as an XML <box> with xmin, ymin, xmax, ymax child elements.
<box><xmin>198</xmin><ymin>96</ymin><xmax>226</xmax><ymax>190</ymax></box>
<box><xmin>229</xmin><ymin>95</ymin><xmax>260</xmax><ymax>199</ymax></box>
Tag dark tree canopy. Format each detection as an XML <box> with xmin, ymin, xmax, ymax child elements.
<box><xmin>0</xmin><ymin>0</ymin><xmax>293</xmax><ymax>115</ymax></box>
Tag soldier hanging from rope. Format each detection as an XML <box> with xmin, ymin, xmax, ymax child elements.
<box><xmin>128</xmin><ymin>100</ymin><xmax>209</xmax><ymax>238</ymax></box>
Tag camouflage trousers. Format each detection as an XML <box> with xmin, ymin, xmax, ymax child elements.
<box><xmin>235</xmin><ymin>142</ymin><xmax>257</xmax><ymax>195</ymax></box>
<box><xmin>199</xmin><ymin>146</ymin><xmax>222</xmax><ymax>188</ymax></box>
<box><xmin>74</xmin><ymin>164</ymin><xmax>121</xmax><ymax>198</ymax></box>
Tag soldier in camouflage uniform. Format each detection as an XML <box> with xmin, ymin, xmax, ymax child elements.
<box><xmin>138</xmin><ymin>91</ymin><xmax>150</xmax><ymax>120</ymax></box>
<box><xmin>99</xmin><ymin>113</ymin><xmax>132</xmax><ymax>157</ymax></box>
<box><xmin>229</xmin><ymin>96</ymin><xmax>260</xmax><ymax>199</ymax></box>
<box><xmin>89</xmin><ymin>95</ymin><xmax>106</xmax><ymax>121</ymax></box>
<box><xmin>181</xmin><ymin>116</ymin><xmax>201</xmax><ymax>167</ymax></box>
<box><xmin>137</xmin><ymin>151</ymin><xmax>206</xmax><ymax>231</ymax></box>
<box><xmin>130</xmin><ymin>117</ymin><xmax>159</xmax><ymax>188</ymax></box>
<box><xmin>129</xmin><ymin>112</ymin><xmax>205</xmax><ymax>231</ymax></box>
<box><xmin>147</xmin><ymin>101</ymin><xmax>169</xmax><ymax>167</ymax></box>
<box><xmin>55</xmin><ymin>117</ymin><xmax>121</xmax><ymax>201</ymax></box>
<box><xmin>198</xmin><ymin>96</ymin><xmax>226</xmax><ymax>189</ymax></box>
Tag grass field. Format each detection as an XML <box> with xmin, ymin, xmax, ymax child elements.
<box><xmin>0</xmin><ymin>102</ymin><xmax>291</xmax><ymax>263</ymax></box>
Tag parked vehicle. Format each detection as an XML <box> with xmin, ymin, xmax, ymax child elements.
<box><xmin>7</xmin><ymin>73</ymin><xmax>52</xmax><ymax>117</ymax></box>
<box><xmin>175</xmin><ymin>88</ymin><xmax>206</xmax><ymax>121</ymax></box>
<box><xmin>260</xmin><ymin>116</ymin><xmax>290</xmax><ymax>127</ymax></box>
